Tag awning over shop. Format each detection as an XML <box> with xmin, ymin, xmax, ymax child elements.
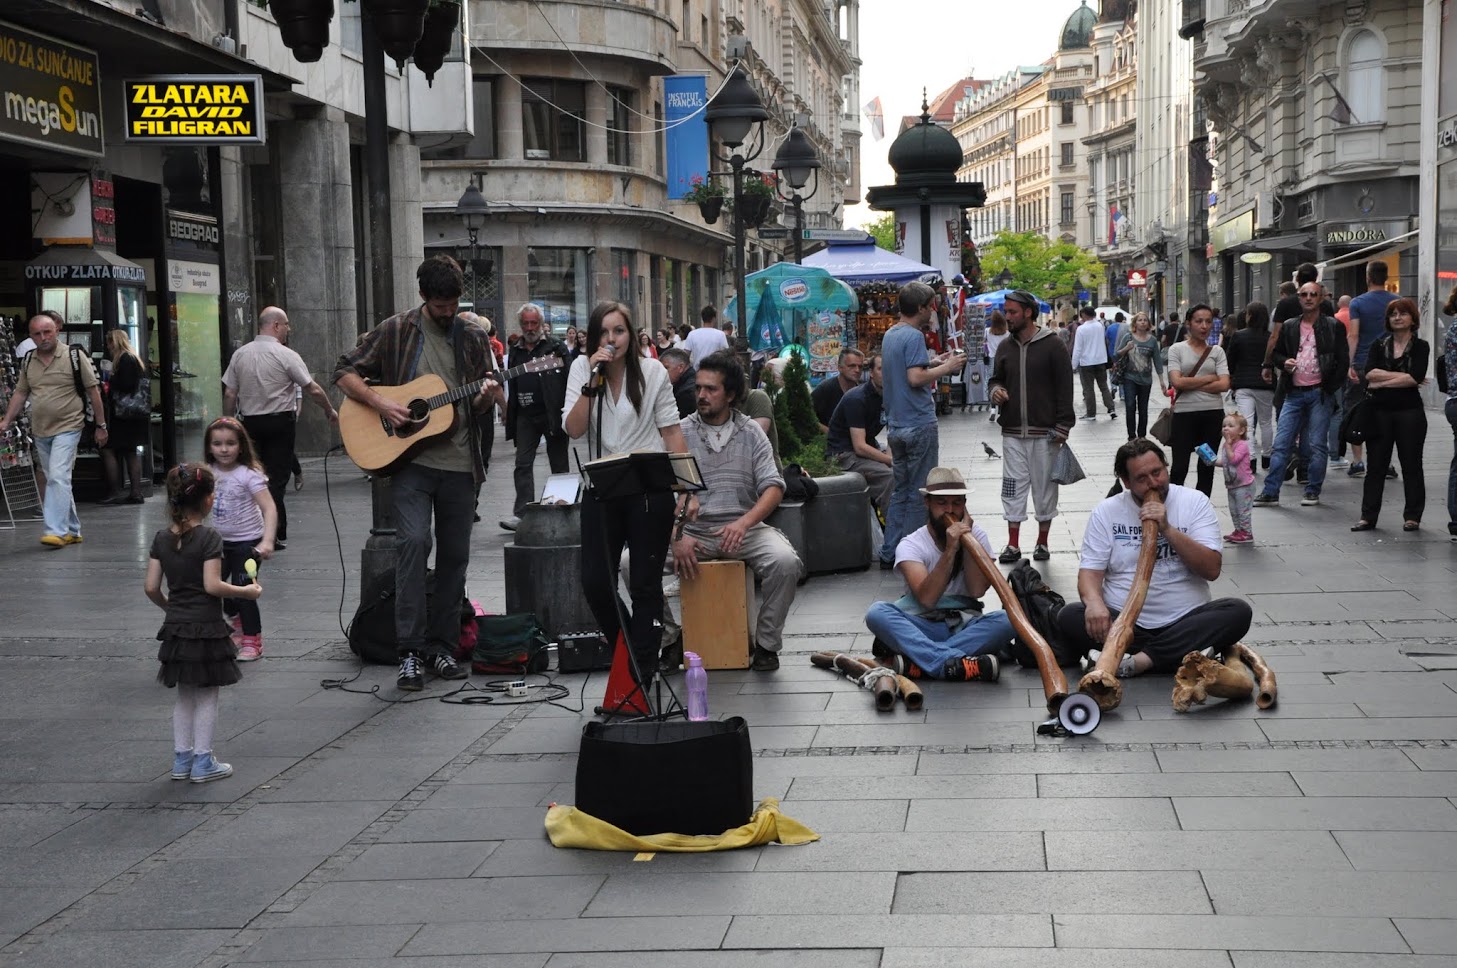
<box><xmin>1228</xmin><ymin>233</ymin><xmax>1315</xmax><ymax>254</ymax></box>
<box><xmin>802</xmin><ymin>242</ymin><xmax>940</xmax><ymax>284</ymax></box>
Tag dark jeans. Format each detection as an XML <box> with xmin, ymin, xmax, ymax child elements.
<box><xmin>1121</xmin><ymin>381</ymin><xmax>1152</xmax><ymax>438</ymax></box>
<box><xmin>1169</xmin><ymin>408</ymin><xmax>1223</xmax><ymax>497</ymax></box>
<box><xmin>220</xmin><ymin>538</ymin><xmax>263</xmax><ymax>635</ymax></box>
<box><xmin>1079</xmin><ymin>364</ymin><xmax>1115</xmax><ymax>416</ymax></box>
<box><xmin>1447</xmin><ymin>398</ymin><xmax>1457</xmax><ymax>535</ymax></box>
<box><xmin>1056</xmin><ymin>597</ymin><xmax>1253</xmax><ymax>673</ymax></box>
<box><xmin>512</xmin><ymin>411</ymin><xmax>569</xmax><ymax>515</ymax></box>
<box><xmin>242</xmin><ymin>412</ymin><xmax>296</xmax><ymax>541</ymax></box>
<box><xmin>580</xmin><ymin>487</ymin><xmax>676</xmax><ymax>684</ymax></box>
<box><xmin>1361</xmin><ymin>405</ymin><xmax>1427</xmax><ymax>524</ymax></box>
<box><xmin>392</xmin><ymin>464</ymin><xmax>475</xmax><ymax>658</ymax></box>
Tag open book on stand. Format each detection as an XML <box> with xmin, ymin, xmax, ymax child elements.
<box><xmin>581</xmin><ymin>451</ymin><xmax>703</xmax><ymax>500</ymax></box>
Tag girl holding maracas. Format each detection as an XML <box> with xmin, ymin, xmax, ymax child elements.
<box><xmin>203</xmin><ymin>417</ymin><xmax>276</xmax><ymax>661</ymax></box>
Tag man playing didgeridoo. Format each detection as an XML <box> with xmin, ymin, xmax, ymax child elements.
<box><xmin>864</xmin><ymin>467</ymin><xmax>1015</xmax><ymax>681</ymax></box>
<box><xmin>1056</xmin><ymin>439</ymin><xmax>1252</xmax><ymax>676</ymax></box>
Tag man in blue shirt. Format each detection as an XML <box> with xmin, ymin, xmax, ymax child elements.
<box><xmin>877</xmin><ymin>281</ymin><xmax>967</xmax><ymax>568</ymax></box>
<box><xmin>1343</xmin><ymin>260</ymin><xmax>1399</xmax><ymax>478</ymax></box>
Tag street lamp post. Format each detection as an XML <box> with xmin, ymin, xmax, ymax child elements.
<box><xmin>704</xmin><ymin>65</ymin><xmax>768</xmax><ymax>319</ymax></box>
<box><xmin>995</xmin><ymin>268</ymin><xmax>1014</xmax><ymax>290</ymax></box>
<box><xmin>454</xmin><ymin>176</ymin><xmax>490</xmax><ymax>308</ymax></box>
<box><xmin>771</xmin><ymin>124</ymin><xmax>821</xmax><ymax>265</ymax></box>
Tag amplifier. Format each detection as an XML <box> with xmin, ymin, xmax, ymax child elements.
<box><xmin>557</xmin><ymin>630</ymin><xmax>613</xmax><ymax>673</ymax></box>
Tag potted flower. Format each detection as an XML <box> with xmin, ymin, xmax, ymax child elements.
<box><xmin>259</xmin><ymin>0</ymin><xmax>335</xmax><ymax>63</ymax></box>
<box><xmin>363</xmin><ymin>0</ymin><xmax>431</xmax><ymax>68</ymax></box>
<box><xmin>683</xmin><ymin>175</ymin><xmax>727</xmax><ymax>224</ymax></box>
<box><xmin>411</xmin><ymin>0</ymin><xmax>461</xmax><ymax>85</ymax></box>
<box><xmin>736</xmin><ymin>170</ymin><xmax>776</xmax><ymax>228</ymax></box>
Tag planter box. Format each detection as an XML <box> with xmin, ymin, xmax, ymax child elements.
<box><xmin>767</xmin><ymin>471</ymin><xmax>872</xmax><ymax>576</ymax></box>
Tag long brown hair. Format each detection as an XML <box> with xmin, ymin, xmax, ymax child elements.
<box><xmin>203</xmin><ymin>417</ymin><xmax>264</xmax><ymax>472</ymax></box>
<box><xmin>585</xmin><ymin>301</ymin><xmax>644</xmax><ymax>411</ymax></box>
<box><xmin>166</xmin><ymin>462</ymin><xmax>215</xmax><ymax>549</ymax></box>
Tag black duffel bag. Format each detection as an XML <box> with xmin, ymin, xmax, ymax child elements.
<box><xmin>575</xmin><ymin>717</ymin><xmax>753</xmax><ymax>836</ymax></box>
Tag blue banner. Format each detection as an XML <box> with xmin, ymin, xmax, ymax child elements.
<box><xmin>664</xmin><ymin>75</ymin><xmax>708</xmax><ymax>201</ymax></box>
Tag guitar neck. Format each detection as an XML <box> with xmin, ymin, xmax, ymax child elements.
<box><xmin>423</xmin><ymin>361</ymin><xmax>541</xmax><ymax>411</ymax></box>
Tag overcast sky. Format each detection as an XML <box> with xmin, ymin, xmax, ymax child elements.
<box><xmin>843</xmin><ymin>0</ymin><xmax>1089</xmax><ymax>228</ymax></box>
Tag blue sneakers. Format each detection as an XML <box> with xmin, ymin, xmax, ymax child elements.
<box><xmin>171</xmin><ymin>750</ymin><xmax>193</xmax><ymax>780</ymax></box>
<box><xmin>190</xmin><ymin>751</ymin><xmax>233</xmax><ymax>784</ymax></box>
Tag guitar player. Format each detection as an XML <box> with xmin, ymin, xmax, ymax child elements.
<box><xmin>333</xmin><ymin>254</ymin><xmax>505</xmax><ymax>692</ymax></box>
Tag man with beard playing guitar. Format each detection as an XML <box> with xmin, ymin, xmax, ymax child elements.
<box><xmin>333</xmin><ymin>255</ymin><xmax>505</xmax><ymax>691</ymax></box>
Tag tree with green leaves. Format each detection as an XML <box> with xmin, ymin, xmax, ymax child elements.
<box><xmin>978</xmin><ymin>231</ymin><xmax>1100</xmax><ymax>299</ymax></box>
<box><xmin>862</xmin><ymin>212</ymin><xmax>897</xmax><ymax>253</ymax></box>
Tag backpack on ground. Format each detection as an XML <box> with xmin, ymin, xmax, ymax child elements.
<box><xmin>347</xmin><ymin>568</ymin><xmax>472</xmax><ymax>664</ymax></box>
<box><xmin>1005</xmin><ymin>559</ymin><xmax>1081</xmax><ymax>668</ymax></box>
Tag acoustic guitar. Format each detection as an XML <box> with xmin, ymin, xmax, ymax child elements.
<box><xmin>340</xmin><ymin>356</ymin><xmax>562</xmax><ymax>474</ymax></box>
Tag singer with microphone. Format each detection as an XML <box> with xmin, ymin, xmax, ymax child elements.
<box><xmin>563</xmin><ymin>302</ymin><xmax>692</xmax><ymax>683</ymax></box>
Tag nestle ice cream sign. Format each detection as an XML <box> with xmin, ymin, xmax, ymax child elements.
<box><xmin>779</xmin><ymin>279</ymin><xmax>809</xmax><ymax>302</ymax></box>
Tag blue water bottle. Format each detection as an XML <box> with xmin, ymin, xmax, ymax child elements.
<box><xmin>684</xmin><ymin>651</ymin><xmax>709</xmax><ymax>721</ymax></box>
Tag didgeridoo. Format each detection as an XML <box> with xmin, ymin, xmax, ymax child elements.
<box><xmin>1235</xmin><ymin>643</ymin><xmax>1278</xmax><ymax>709</ymax></box>
<box><xmin>1078</xmin><ymin>517</ymin><xmax>1159</xmax><ymax>712</ymax></box>
<box><xmin>1171</xmin><ymin>649</ymin><xmax>1254</xmax><ymax>712</ymax></box>
<box><xmin>942</xmin><ymin>514</ymin><xmax>1069</xmax><ymax>712</ymax></box>
<box><xmin>810</xmin><ymin>651</ymin><xmax>897</xmax><ymax>711</ymax></box>
<box><xmin>851</xmin><ymin>657</ymin><xmax>926</xmax><ymax>711</ymax></box>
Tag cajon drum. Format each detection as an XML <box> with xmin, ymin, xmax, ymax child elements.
<box><xmin>680</xmin><ymin>559</ymin><xmax>753</xmax><ymax>669</ymax></box>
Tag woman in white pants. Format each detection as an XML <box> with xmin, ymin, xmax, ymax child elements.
<box><xmin>1224</xmin><ymin>301</ymin><xmax>1275</xmax><ymax>471</ymax></box>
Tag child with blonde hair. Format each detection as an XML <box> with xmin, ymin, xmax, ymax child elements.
<box><xmin>1214</xmin><ymin>411</ymin><xmax>1254</xmax><ymax>544</ymax></box>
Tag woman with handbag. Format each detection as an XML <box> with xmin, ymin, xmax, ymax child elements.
<box><xmin>1351</xmin><ymin>298</ymin><xmax>1429</xmax><ymax>532</ymax></box>
<box><xmin>1114</xmin><ymin>312</ymin><xmax>1166</xmax><ymax>440</ymax></box>
<box><xmin>100</xmin><ymin>328</ymin><xmax>150</xmax><ymax>504</ymax></box>
<box><xmin>1165</xmin><ymin>305</ymin><xmax>1230</xmax><ymax>496</ymax></box>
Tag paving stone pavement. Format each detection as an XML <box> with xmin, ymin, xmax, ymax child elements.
<box><xmin>2</xmin><ymin>403</ymin><xmax>1456</xmax><ymax>967</ymax></box>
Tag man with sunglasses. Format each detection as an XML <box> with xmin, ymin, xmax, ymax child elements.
<box><xmin>1253</xmin><ymin>282</ymin><xmax>1349</xmax><ymax>508</ymax></box>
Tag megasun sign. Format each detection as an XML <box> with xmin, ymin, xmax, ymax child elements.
<box><xmin>123</xmin><ymin>74</ymin><xmax>266</xmax><ymax>145</ymax></box>
<box><xmin>0</xmin><ymin>20</ymin><xmax>103</xmax><ymax>157</ymax></box>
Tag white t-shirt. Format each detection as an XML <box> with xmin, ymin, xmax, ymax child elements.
<box><xmin>895</xmin><ymin>521</ymin><xmax>995</xmax><ymax>599</ymax></box>
<box><xmin>210</xmin><ymin>464</ymin><xmax>269</xmax><ymax>543</ymax></box>
<box><xmin>682</xmin><ymin>326</ymin><xmax>729</xmax><ymax>366</ymax></box>
<box><xmin>1079</xmin><ymin>484</ymin><xmax>1222</xmax><ymax>628</ymax></box>
<box><xmin>1071</xmin><ymin>320</ymin><xmax>1108</xmax><ymax>367</ymax></box>
<box><xmin>562</xmin><ymin>355</ymin><xmax>680</xmax><ymax>457</ymax></box>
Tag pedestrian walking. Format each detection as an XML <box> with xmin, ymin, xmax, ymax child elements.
<box><xmin>1212</xmin><ymin>411</ymin><xmax>1254</xmax><ymax>544</ymax></box>
<box><xmin>501</xmin><ymin>302</ymin><xmax>569</xmax><ymax>531</ymax></box>
<box><xmin>1443</xmin><ymin>285</ymin><xmax>1457</xmax><ymax>541</ymax></box>
<box><xmin>203</xmin><ymin>417</ymin><xmax>276</xmax><ymax>662</ymax></box>
<box><xmin>145</xmin><ymin>463</ymin><xmax>258</xmax><ymax>784</ymax></box>
<box><xmin>1071</xmin><ymin>306</ymin><xmax>1116</xmax><ymax>420</ymax></box>
<box><xmin>98</xmin><ymin>328</ymin><xmax>149</xmax><ymax>505</ymax></box>
<box><xmin>1343</xmin><ymin>261</ymin><xmax>1399</xmax><ymax>477</ymax></box>
<box><xmin>1114</xmin><ymin>312</ymin><xmax>1165</xmax><ymax>439</ymax></box>
<box><xmin>1225</xmin><ymin>301</ymin><xmax>1275</xmax><ymax>472</ymax></box>
<box><xmin>1351</xmin><ymin>298</ymin><xmax>1429</xmax><ymax>531</ymax></box>
<box><xmin>1166</xmin><ymin>305</ymin><xmax>1230</xmax><ymax>497</ymax></box>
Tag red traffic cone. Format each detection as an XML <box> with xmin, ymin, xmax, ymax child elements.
<box><xmin>596</xmin><ymin>630</ymin><xmax>650</xmax><ymax>716</ymax></box>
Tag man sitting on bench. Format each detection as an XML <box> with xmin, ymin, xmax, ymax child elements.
<box><xmin>864</xmin><ymin>467</ymin><xmax>1014</xmax><ymax>680</ymax></box>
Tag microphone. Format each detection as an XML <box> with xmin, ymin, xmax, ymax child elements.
<box><xmin>592</xmin><ymin>341</ymin><xmax>616</xmax><ymax>377</ymax></box>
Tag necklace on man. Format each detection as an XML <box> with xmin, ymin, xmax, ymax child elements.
<box><xmin>702</xmin><ymin>417</ymin><xmax>734</xmax><ymax>452</ymax></box>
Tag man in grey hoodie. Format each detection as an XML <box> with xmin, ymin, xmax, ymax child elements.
<box><xmin>988</xmin><ymin>290</ymin><xmax>1076</xmax><ymax>563</ymax></box>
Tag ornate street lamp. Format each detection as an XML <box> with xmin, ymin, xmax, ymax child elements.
<box><xmin>994</xmin><ymin>268</ymin><xmax>1014</xmax><ymax>289</ymax></box>
<box><xmin>704</xmin><ymin>65</ymin><xmax>769</xmax><ymax>321</ymax></box>
<box><xmin>771</xmin><ymin>124</ymin><xmax>821</xmax><ymax>265</ymax></box>
<box><xmin>454</xmin><ymin>177</ymin><xmax>492</xmax><ymax>300</ymax></box>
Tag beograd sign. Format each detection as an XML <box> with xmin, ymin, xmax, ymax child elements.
<box><xmin>0</xmin><ymin>20</ymin><xmax>103</xmax><ymax>157</ymax></box>
<box><xmin>123</xmin><ymin>74</ymin><xmax>265</xmax><ymax>145</ymax></box>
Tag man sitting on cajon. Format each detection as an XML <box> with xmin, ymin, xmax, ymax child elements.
<box><xmin>672</xmin><ymin>350</ymin><xmax>804</xmax><ymax>672</ymax></box>
<box><xmin>864</xmin><ymin>467</ymin><xmax>1013</xmax><ymax>681</ymax></box>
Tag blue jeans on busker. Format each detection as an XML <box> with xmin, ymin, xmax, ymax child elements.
<box><xmin>864</xmin><ymin>602</ymin><xmax>1015</xmax><ymax>677</ymax></box>
<box><xmin>33</xmin><ymin>430</ymin><xmax>82</xmax><ymax>538</ymax></box>
<box><xmin>1446</xmin><ymin>397</ymin><xmax>1457</xmax><ymax>535</ymax></box>
<box><xmin>1261</xmin><ymin>386</ymin><xmax>1332</xmax><ymax>497</ymax></box>
<box><xmin>879</xmin><ymin>424</ymin><xmax>938</xmax><ymax>564</ymax></box>
<box><xmin>392</xmin><ymin>463</ymin><xmax>476</xmax><ymax>658</ymax></box>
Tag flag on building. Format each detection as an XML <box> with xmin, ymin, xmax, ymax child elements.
<box><xmin>863</xmin><ymin>97</ymin><xmax>884</xmax><ymax>142</ymax></box>
<box><xmin>1109</xmin><ymin>204</ymin><xmax>1125</xmax><ymax>246</ymax></box>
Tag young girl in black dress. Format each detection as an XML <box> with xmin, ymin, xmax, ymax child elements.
<box><xmin>145</xmin><ymin>463</ymin><xmax>262</xmax><ymax>783</ymax></box>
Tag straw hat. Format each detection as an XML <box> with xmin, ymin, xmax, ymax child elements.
<box><xmin>920</xmin><ymin>467</ymin><xmax>970</xmax><ymax>497</ymax></box>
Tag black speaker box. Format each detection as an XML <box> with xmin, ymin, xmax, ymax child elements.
<box><xmin>558</xmin><ymin>630</ymin><xmax>613</xmax><ymax>673</ymax></box>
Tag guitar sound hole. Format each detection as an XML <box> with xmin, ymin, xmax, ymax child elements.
<box><xmin>392</xmin><ymin>398</ymin><xmax>430</xmax><ymax>440</ymax></box>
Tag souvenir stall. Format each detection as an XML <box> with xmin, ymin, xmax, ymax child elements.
<box><xmin>955</xmin><ymin>288</ymin><xmax>1056</xmax><ymax>411</ymax></box>
<box><xmin>801</xmin><ymin>241</ymin><xmax>939</xmax><ymax>354</ymax></box>
<box><xmin>723</xmin><ymin>265</ymin><xmax>859</xmax><ymax>380</ymax></box>
<box><xmin>0</xmin><ymin>315</ymin><xmax>42</xmax><ymax>527</ymax></box>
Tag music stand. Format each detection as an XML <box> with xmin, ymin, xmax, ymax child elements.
<box><xmin>582</xmin><ymin>451</ymin><xmax>704</xmax><ymax>721</ymax></box>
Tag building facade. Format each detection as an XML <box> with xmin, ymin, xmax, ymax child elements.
<box><xmin>1083</xmin><ymin>0</ymin><xmax>1141</xmax><ymax>305</ymax></box>
<box><xmin>954</xmin><ymin>67</ymin><xmax>1047</xmax><ymax>247</ymax></box>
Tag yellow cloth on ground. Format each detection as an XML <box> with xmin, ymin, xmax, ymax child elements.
<box><xmin>545</xmin><ymin>797</ymin><xmax>819</xmax><ymax>852</ymax></box>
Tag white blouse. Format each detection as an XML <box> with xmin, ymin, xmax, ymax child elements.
<box><xmin>562</xmin><ymin>354</ymin><xmax>681</xmax><ymax>456</ymax></box>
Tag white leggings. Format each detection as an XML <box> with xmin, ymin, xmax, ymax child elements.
<box><xmin>173</xmin><ymin>684</ymin><xmax>220</xmax><ymax>754</ymax></box>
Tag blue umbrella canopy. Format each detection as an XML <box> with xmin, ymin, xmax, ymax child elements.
<box><xmin>749</xmin><ymin>279</ymin><xmax>787</xmax><ymax>352</ymax></box>
<box><xmin>724</xmin><ymin>263</ymin><xmax>859</xmax><ymax>326</ymax></box>
<box><xmin>968</xmin><ymin>288</ymin><xmax>1054</xmax><ymax>316</ymax></box>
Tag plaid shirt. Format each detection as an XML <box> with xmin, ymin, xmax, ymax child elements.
<box><xmin>333</xmin><ymin>306</ymin><xmax>496</xmax><ymax>482</ymax></box>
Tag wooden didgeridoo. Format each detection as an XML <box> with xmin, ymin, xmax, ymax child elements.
<box><xmin>850</xmin><ymin>657</ymin><xmax>926</xmax><ymax>711</ymax></box>
<box><xmin>1077</xmin><ymin>517</ymin><xmax>1159</xmax><ymax>712</ymax></box>
<box><xmin>1235</xmin><ymin>643</ymin><xmax>1278</xmax><ymax>709</ymax></box>
<box><xmin>810</xmin><ymin>651</ymin><xmax>897</xmax><ymax>711</ymax></box>
<box><xmin>1171</xmin><ymin>649</ymin><xmax>1255</xmax><ymax>713</ymax></box>
<box><xmin>942</xmin><ymin>514</ymin><xmax>1069</xmax><ymax>712</ymax></box>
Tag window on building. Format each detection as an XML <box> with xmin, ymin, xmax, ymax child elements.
<box><xmin>607</xmin><ymin>86</ymin><xmax>633</xmax><ymax>166</ymax></box>
<box><xmin>527</xmin><ymin>247</ymin><xmax>593</xmax><ymax>333</ymax></box>
<box><xmin>420</xmin><ymin>77</ymin><xmax>497</xmax><ymax>160</ymax></box>
<box><xmin>522</xmin><ymin>78</ymin><xmax>586</xmax><ymax>161</ymax></box>
<box><xmin>1060</xmin><ymin>101</ymin><xmax>1074</xmax><ymax>125</ymax></box>
<box><xmin>1061</xmin><ymin>142</ymin><xmax>1074</xmax><ymax>167</ymax></box>
<box><xmin>1061</xmin><ymin>192</ymin><xmax>1075</xmax><ymax>225</ymax></box>
<box><xmin>1345</xmin><ymin>28</ymin><xmax>1384</xmax><ymax>123</ymax></box>
<box><xmin>340</xmin><ymin>2</ymin><xmax>362</xmax><ymax>54</ymax></box>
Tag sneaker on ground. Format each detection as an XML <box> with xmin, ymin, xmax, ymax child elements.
<box><xmin>871</xmin><ymin>637</ymin><xmax>894</xmax><ymax>659</ymax></box>
<box><xmin>1386</xmin><ymin>465</ymin><xmax>1398</xmax><ymax>479</ymax></box>
<box><xmin>1108</xmin><ymin>410</ymin><xmax>1117</xmax><ymax>419</ymax></box>
<box><xmin>499</xmin><ymin>516</ymin><xmax>521</xmax><ymax>532</ymax></box>
<box><xmin>236</xmin><ymin>634</ymin><xmax>262</xmax><ymax>662</ymax></box>
<box><xmin>1032</xmin><ymin>543</ymin><xmax>1050</xmax><ymax>561</ymax></box>
<box><xmin>1347</xmin><ymin>462</ymin><xmax>1366</xmax><ymax>477</ymax></box>
<box><xmin>1252</xmin><ymin>493</ymin><xmax>1279</xmax><ymax>507</ymax></box>
<box><xmin>750</xmin><ymin>646</ymin><xmax>780</xmax><ymax>672</ymax></box>
<box><xmin>397</xmin><ymin>653</ymin><xmax>424</xmax><ymax>691</ymax></box>
<box><xmin>1085</xmin><ymin>649</ymin><xmax>1139</xmax><ymax>678</ymax></box>
<box><xmin>428</xmin><ymin>652</ymin><xmax>468</xmax><ymax>680</ymax></box>
<box><xmin>1295</xmin><ymin>471</ymin><xmax>1310</xmax><ymax>486</ymax></box>
<box><xmin>39</xmin><ymin>534</ymin><xmax>64</xmax><ymax>548</ymax></box>
<box><xmin>943</xmin><ymin>653</ymin><xmax>999</xmax><ymax>682</ymax></box>
<box><xmin>190</xmin><ymin>751</ymin><xmax>233</xmax><ymax>783</ymax></box>
<box><xmin>1226</xmin><ymin>530</ymin><xmax>1253</xmax><ymax>544</ymax></box>
<box><xmin>1329</xmin><ymin>457</ymin><xmax>1349</xmax><ymax>468</ymax></box>
<box><xmin>1301</xmin><ymin>491</ymin><xmax>1320</xmax><ymax>506</ymax></box>
<box><xmin>171</xmin><ymin>750</ymin><xmax>193</xmax><ymax>780</ymax></box>
<box><xmin>997</xmin><ymin>544</ymin><xmax>1022</xmax><ymax>564</ymax></box>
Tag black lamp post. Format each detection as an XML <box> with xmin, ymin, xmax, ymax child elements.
<box><xmin>454</xmin><ymin>177</ymin><xmax>491</xmax><ymax>304</ymax></box>
<box><xmin>771</xmin><ymin>124</ymin><xmax>821</xmax><ymax>265</ymax></box>
<box><xmin>994</xmin><ymin>268</ymin><xmax>1014</xmax><ymax>289</ymax></box>
<box><xmin>704</xmin><ymin>65</ymin><xmax>768</xmax><ymax>322</ymax></box>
